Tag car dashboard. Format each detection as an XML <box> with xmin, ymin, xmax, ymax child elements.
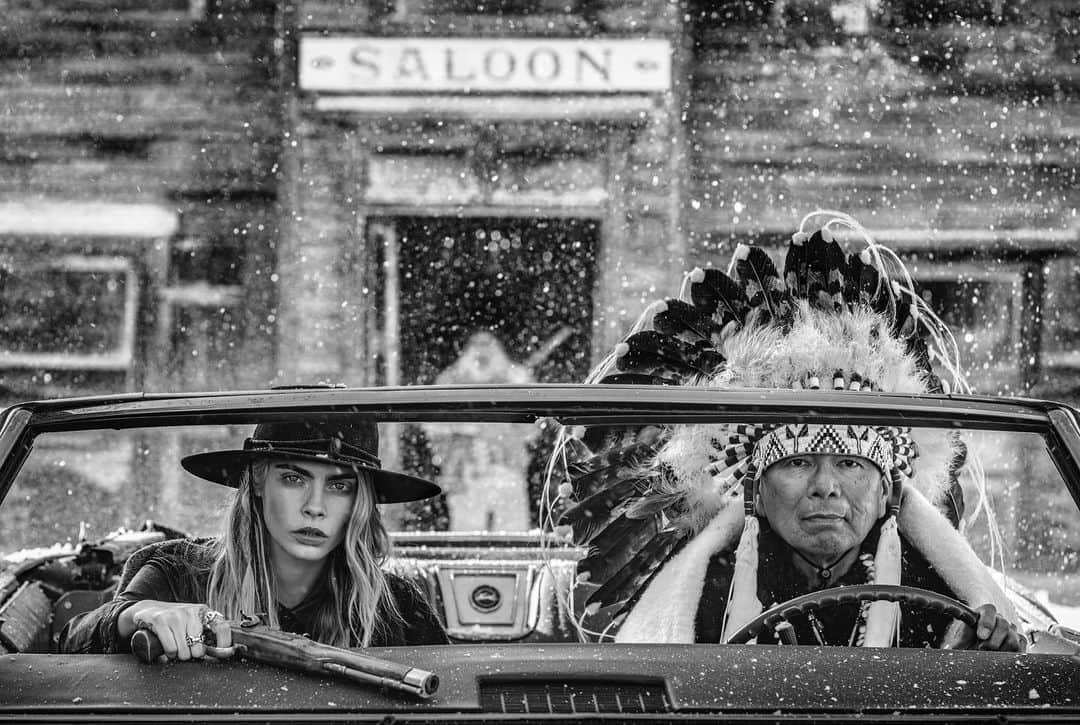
<box><xmin>2</xmin><ymin>644</ymin><xmax>1079</xmax><ymax>723</ymax></box>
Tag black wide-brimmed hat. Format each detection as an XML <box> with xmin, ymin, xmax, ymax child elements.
<box><xmin>180</xmin><ymin>418</ymin><xmax>441</xmax><ymax>503</ymax></box>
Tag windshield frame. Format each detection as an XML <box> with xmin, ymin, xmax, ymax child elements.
<box><xmin>3</xmin><ymin>385</ymin><xmax>1080</xmax><ymax>511</ymax></box>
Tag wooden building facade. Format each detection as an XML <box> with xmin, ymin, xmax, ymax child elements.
<box><xmin>2</xmin><ymin>0</ymin><xmax>1078</xmax><ymax>406</ymax></box>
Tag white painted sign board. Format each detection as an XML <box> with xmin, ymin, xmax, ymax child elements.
<box><xmin>299</xmin><ymin>37</ymin><xmax>671</xmax><ymax>93</ymax></box>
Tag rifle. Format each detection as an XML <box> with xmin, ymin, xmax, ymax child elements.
<box><xmin>131</xmin><ymin>615</ymin><xmax>439</xmax><ymax>698</ymax></box>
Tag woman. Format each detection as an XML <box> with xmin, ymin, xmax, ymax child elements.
<box><xmin>60</xmin><ymin>417</ymin><xmax>449</xmax><ymax>659</ymax></box>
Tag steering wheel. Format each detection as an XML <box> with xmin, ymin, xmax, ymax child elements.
<box><xmin>724</xmin><ymin>584</ymin><xmax>979</xmax><ymax>645</ymax></box>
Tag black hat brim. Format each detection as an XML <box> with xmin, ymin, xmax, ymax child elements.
<box><xmin>180</xmin><ymin>449</ymin><xmax>441</xmax><ymax>504</ymax></box>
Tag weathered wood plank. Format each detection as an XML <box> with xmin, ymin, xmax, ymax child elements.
<box><xmin>688</xmin><ymin>127</ymin><xmax>1080</xmax><ymax>169</ymax></box>
<box><xmin>7</xmin><ymin>0</ymin><xmax>275</xmax><ymax>19</ymax></box>
<box><xmin>0</xmin><ymin>52</ymin><xmax>274</xmax><ymax>86</ymax></box>
<box><xmin>0</xmin><ymin>8</ymin><xmax>275</xmax><ymax>59</ymax></box>
<box><xmin>686</xmin><ymin>90</ymin><xmax>1080</xmax><ymax>169</ymax></box>
<box><xmin>695</xmin><ymin>24</ymin><xmax>1080</xmax><ymax>97</ymax></box>
<box><xmin>0</xmin><ymin>33</ymin><xmax>271</xmax><ymax>64</ymax></box>
<box><xmin>0</xmin><ymin>137</ymin><xmax>278</xmax><ymax>197</ymax></box>
<box><xmin>684</xmin><ymin>166</ymin><xmax>1078</xmax><ymax>238</ymax></box>
<box><xmin>296</xmin><ymin>1</ymin><xmax>374</xmax><ymax>30</ymax></box>
<box><xmin>1</xmin><ymin>86</ymin><xmax>281</xmax><ymax>137</ymax></box>
<box><xmin>8</xmin><ymin>0</ymin><xmax>191</xmax><ymax>12</ymax></box>
<box><xmin>686</xmin><ymin>201</ymin><xmax>1075</xmax><ymax>249</ymax></box>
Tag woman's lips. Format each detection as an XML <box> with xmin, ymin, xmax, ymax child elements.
<box><xmin>292</xmin><ymin>528</ymin><xmax>328</xmax><ymax>544</ymax></box>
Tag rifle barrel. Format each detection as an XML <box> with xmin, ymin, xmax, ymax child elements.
<box><xmin>323</xmin><ymin>662</ymin><xmax>438</xmax><ymax>698</ymax></box>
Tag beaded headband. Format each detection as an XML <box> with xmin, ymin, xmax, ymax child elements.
<box><xmin>752</xmin><ymin>423</ymin><xmax>915</xmax><ymax>479</ymax></box>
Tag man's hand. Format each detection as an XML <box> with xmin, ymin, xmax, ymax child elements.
<box><xmin>941</xmin><ymin>603</ymin><xmax>1026</xmax><ymax>652</ymax></box>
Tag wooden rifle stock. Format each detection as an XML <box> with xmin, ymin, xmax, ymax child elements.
<box><xmin>130</xmin><ymin>622</ymin><xmax>438</xmax><ymax>698</ymax></box>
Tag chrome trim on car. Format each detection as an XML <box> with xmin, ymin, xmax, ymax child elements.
<box><xmin>433</xmin><ymin>563</ymin><xmax>538</xmax><ymax>640</ymax></box>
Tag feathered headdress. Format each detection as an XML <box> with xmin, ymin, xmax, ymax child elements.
<box><xmin>545</xmin><ymin>210</ymin><xmax>1013</xmax><ymax>646</ymax></box>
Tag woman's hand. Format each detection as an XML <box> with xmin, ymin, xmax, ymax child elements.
<box><xmin>941</xmin><ymin>603</ymin><xmax>1026</xmax><ymax>652</ymax></box>
<box><xmin>119</xmin><ymin>600</ymin><xmax>233</xmax><ymax>661</ymax></box>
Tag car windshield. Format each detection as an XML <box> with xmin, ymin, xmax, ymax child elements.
<box><xmin>3</xmin><ymin>412</ymin><xmax>1078</xmax><ymax>635</ymax></box>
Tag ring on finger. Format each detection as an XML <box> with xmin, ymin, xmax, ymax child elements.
<box><xmin>200</xmin><ymin>609</ymin><xmax>225</xmax><ymax>627</ymax></box>
<box><xmin>185</xmin><ymin>633</ymin><xmax>205</xmax><ymax>646</ymax></box>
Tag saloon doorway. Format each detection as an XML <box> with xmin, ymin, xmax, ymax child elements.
<box><xmin>370</xmin><ymin>215</ymin><xmax>598</xmax><ymax>387</ymax></box>
<box><xmin>368</xmin><ymin>215</ymin><xmax>599</xmax><ymax>531</ymax></box>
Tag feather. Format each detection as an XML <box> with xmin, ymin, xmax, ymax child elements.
<box><xmin>584</xmin><ymin>528</ymin><xmax>685</xmax><ymax>613</ymax></box>
<box><xmin>559</xmin><ymin>434</ymin><xmax>663</xmax><ymax>547</ymax></box>
<box><xmin>568</xmin><ymin>433</ymin><xmax>660</xmax><ymax>481</ymax></box>
<box><xmin>558</xmin><ymin>475</ymin><xmax>648</xmax><ymax>542</ymax></box>
<box><xmin>733</xmin><ymin>244</ymin><xmax>788</xmax><ymax>323</ymax></box>
<box><xmin>566</xmin><ymin>452</ymin><xmax>654</xmax><ymax>507</ymax></box>
<box><xmin>941</xmin><ymin>478</ymin><xmax>965</xmax><ymax>528</ymax></box>
<box><xmin>846</xmin><ymin>249</ymin><xmax>895</xmax><ymax>319</ymax></box>
<box><xmin>783</xmin><ymin>232</ymin><xmax>809</xmax><ymax>299</ymax></box>
<box><xmin>615</xmin><ymin>330</ymin><xmax>724</xmax><ymax>381</ymax></box>
<box><xmin>891</xmin><ymin>293</ymin><xmax>919</xmax><ymax>342</ymax></box>
<box><xmin>623</xmin><ymin>490</ymin><xmax>684</xmax><ymax>520</ymax></box>
<box><xmin>652</xmin><ymin>299</ymin><xmax>724</xmax><ymax>345</ymax></box>
<box><xmin>940</xmin><ymin>435</ymin><xmax>967</xmax><ymax>526</ymax></box>
<box><xmin>576</xmin><ymin>515</ymin><xmax>659</xmax><ymax>583</ymax></box>
<box><xmin>905</xmin><ymin>334</ymin><xmax>937</xmax><ymax>383</ymax></box>
<box><xmin>688</xmin><ymin>267</ymin><xmax>749</xmax><ymax>329</ymax></box>
<box><xmin>581</xmin><ymin>423</ymin><xmax>666</xmax><ymax>455</ymax></box>
<box><xmin>802</xmin><ymin>231</ymin><xmax>848</xmax><ymax>311</ymax></box>
<box><xmin>787</xmin><ymin>230</ymin><xmax>848</xmax><ymax>311</ymax></box>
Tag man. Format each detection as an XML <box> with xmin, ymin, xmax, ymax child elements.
<box><xmin>691</xmin><ymin>441</ymin><xmax>1021</xmax><ymax>649</ymax></box>
<box><xmin>554</xmin><ymin>211</ymin><xmax>1025</xmax><ymax>649</ymax></box>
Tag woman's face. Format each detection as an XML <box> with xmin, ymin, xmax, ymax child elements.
<box><xmin>758</xmin><ymin>453</ymin><xmax>887</xmax><ymax>563</ymax></box>
<box><xmin>257</xmin><ymin>458</ymin><xmax>369</xmax><ymax>569</ymax></box>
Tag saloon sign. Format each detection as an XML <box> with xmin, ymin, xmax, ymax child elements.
<box><xmin>299</xmin><ymin>38</ymin><xmax>671</xmax><ymax>93</ymax></box>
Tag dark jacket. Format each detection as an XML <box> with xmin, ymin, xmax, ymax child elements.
<box><xmin>59</xmin><ymin>538</ymin><xmax>449</xmax><ymax>653</ymax></box>
<box><xmin>695</xmin><ymin>522</ymin><xmax>958</xmax><ymax>646</ymax></box>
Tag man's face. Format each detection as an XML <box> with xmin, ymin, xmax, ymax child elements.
<box><xmin>257</xmin><ymin>458</ymin><xmax>362</xmax><ymax>569</ymax></box>
<box><xmin>758</xmin><ymin>453</ymin><xmax>888</xmax><ymax>563</ymax></box>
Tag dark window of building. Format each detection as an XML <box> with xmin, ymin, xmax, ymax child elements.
<box><xmin>0</xmin><ymin>256</ymin><xmax>136</xmax><ymax>367</ymax></box>
<box><xmin>170</xmin><ymin>236</ymin><xmax>243</xmax><ymax>287</ymax></box>
<box><xmin>915</xmin><ymin>268</ymin><xmax>1023</xmax><ymax>395</ymax></box>
<box><xmin>1042</xmin><ymin>257</ymin><xmax>1080</xmax><ymax>371</ymax></box>
<box><xmin>0</xmin><ymin>242</ymin><xmax>146</xmax><ymax>400</ymax></box>
<box><xmin>882</xmin><ymin>0</ymin><xmax>1024</xmax><ymax>26</ymax></box>
<box><xmin>390</xmin><ymin>215</ymin><xmax>597</xmax><ymax>386</ymax></box>
<box><xmin>159</xmin><ymin>235</ymin><xmax>246</xmax><ymax>391</ymax></box>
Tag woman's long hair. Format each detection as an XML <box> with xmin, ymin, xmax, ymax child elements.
<box><xmin>205</xmin><ymin>458</ymin><xmax>403</xmax><ymax>647</ymax></box>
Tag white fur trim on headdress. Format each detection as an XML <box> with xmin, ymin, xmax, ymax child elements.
<box><xmin>863</xmin><ymin>513</ymin><xmax>902</xmax><ymax>646</ymax></box>
<box><xmin>722</xmin><ymin>514</ymin><xmax>762</xmax><ymax>641</ymax></box>
<box><xmin>898</xmin><ymin>487</ymin><xmax>1015</xmax><ymax>621</ymax></box>
<box><xmin>717</xmin><ymin>303</ymin><xmax>927</xmax><ymax>394</ymax></box>
<box><xmin>616</xmin><ymin>504</ymin><xmax>745</xmax><ymax>643</ymax></box>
